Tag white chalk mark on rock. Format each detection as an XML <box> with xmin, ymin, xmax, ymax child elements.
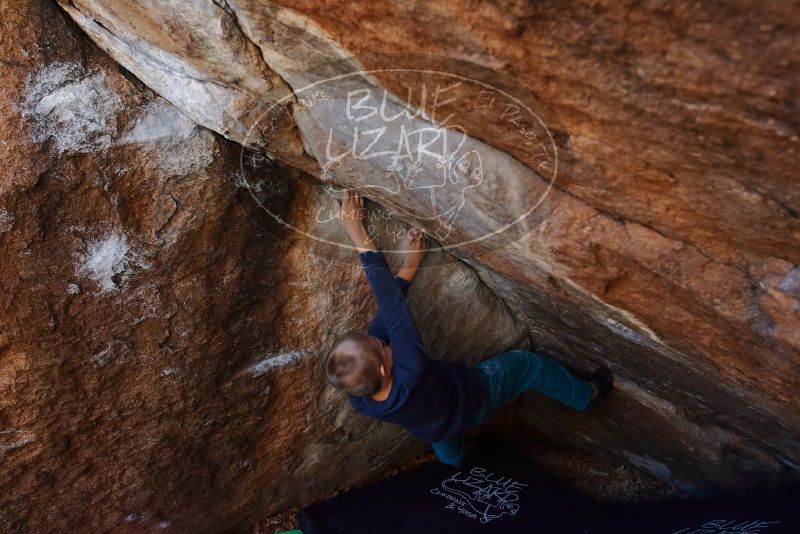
<box><xmin>247</xmin><ymin>351</ymin><xmax>311</xmax><ymax>376</ymax></box>
<box><xmin>119</xmin><ymin>100</ymin><xmax>215</xmax><ymax>176</ymax></box>
<box><xmin>778</xmin><ymin>267</ymin><xmax>800</xmax><ymax>296</ymax></box>
<box><xmin>0</xmin><ymin>429</ymin><xmax>35</xmax><ymax>451</ymax></box>
<box><xmin>20</xmin><ymin>61</ymin><xmax>122</xmax><ymax>154</ymax></box>
<box><xmin>91</xmin><ymin>339</ymin><xmax>130</xmax><ymax>368</ymax></box>
<box><xmin>624</xmin><ymin>452</ymin><xmax>672</xmax><ymax>480</ymax></box>
<box><xmin>602</xmin><ymin>318</ymin><xmax>660</xmax><ymax>349</ymax></box>
<box><xmin>79</xmin><ymin>232</ymin><xmax>150</xmax><ymax>293</ymax></box>
<box><xmin>0</xmin><ymin>208</ymin><xmax>14</xmax><ymax>234</ymax></box>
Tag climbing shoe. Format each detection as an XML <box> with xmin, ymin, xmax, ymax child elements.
<box><xmin>587</xmin><ymin>366</ymin><xmax>613</xmax><ymax>407</ymax></box>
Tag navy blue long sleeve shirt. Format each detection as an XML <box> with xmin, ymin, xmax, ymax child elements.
<box><xmin>348</xmin><ymin>250</ymin><xmax>487</xmax><ymax>443</ymax></box>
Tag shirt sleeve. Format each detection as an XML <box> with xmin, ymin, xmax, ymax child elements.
<box><xmin>367</xmin><ymin>275</ymin><xmax>412</xmax><ymax>342</ymax></box>
<box><xmin>359</xmin><ymin>250</ymin><xmax>427</xmax><ymax>379</ymax></box>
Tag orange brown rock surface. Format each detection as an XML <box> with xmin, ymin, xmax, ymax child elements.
<box><xmin>1</xmin><ymin>0</ymin><xmax>798</xmax><ymax>531</ymax></box>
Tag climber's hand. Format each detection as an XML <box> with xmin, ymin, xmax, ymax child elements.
<box><xmin>397</xmin><ymin>228</ymin><xmax>427</xmax><ymax>282</ymax></box>
<box><xmin>339</xmin><ymin>189</ymin><xmax>365</xmax><ymax>224</ymax></box>
<box><xmin>338</xmin><ymin>189</ymin><xmax>377</xmax><ymax>252</ymax></box>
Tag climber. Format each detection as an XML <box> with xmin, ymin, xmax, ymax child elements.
<box><xmin>325</xmin><ymin>190</ymin><xmax>613</xmax><ymax>466</ymax></box>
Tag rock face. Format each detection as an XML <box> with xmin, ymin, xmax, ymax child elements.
<box><xmin>0</xmin><ymin>1</ymin><xmax>527</xmax><ymax>532</ymax></box>
<box><xmin>1</xmin><ymin>0</ymin><xmax>798</xmax><ymax>531</ymax></box>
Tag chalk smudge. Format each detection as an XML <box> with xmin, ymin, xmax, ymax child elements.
<box><xmin>624</xmin><ymin>452</ymin><xmax>672</xmax><ymax>480</ymax></box>
<box><xmin>91</xmin><ymin>339</ymin><xmax>131</xmax><ymax>368</ymax></box>
<box><xmin>0</xmin><ymin>208</ymin><xmax>14</xmax><ymax>234</ymax></box>
<box><xmin>0</xmin><ymin>429</ymin><xmax>34</xmax><ymax>451</ymax></box>
<box><xmin>603</xmin><ymin>318</ymin><xmax>660</xmax><ymax>349</ymax></box>
<box><xmin>20</xmin><ymin>62</ymin><xmax>122</xmax><ymax>154</ymax></box>
<box><xmin>79</xmin><ymin>232</ymin><xmax>150</xmax><ymax>293</ymax></box>
<box><xmin>247</xmin><ymin>351</ymin><xmax>310</xmax><ymax>376</ymax></box>
<box><xmin>120</xmin><ymin>100</ymin><xmax>215</xmax><ymax>176</ymax></box>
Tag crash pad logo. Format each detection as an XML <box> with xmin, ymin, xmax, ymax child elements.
<box><xmin>431</xmin><ymin>466</ymin><xmax>528</xmax><ymax>524</ymax></box>
<box><xmin>240</xmin><ymin>53</ymin><xmax>574</xmax><ymax>257</ymax></box>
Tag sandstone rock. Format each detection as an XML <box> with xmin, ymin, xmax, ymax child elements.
<box><xmin>55</xmin><ymin>0</ymin><xmax>800</xmax><ymax>498</ymax></box>
<box><xmin>3</xmin><ymin>0</ymin><xmax>799</xmax><ymax>531</ymax></box>
<box><xmin>1</xmin><ymin>1</ymin><xmax>527</xmax><ymax>531</ymax></box>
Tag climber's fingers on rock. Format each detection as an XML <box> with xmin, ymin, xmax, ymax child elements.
<box><xmin>336</xmin><ymin>190</ymin><xmax>350</xmax><ymax>221</ymax></box>
<box><xmin>419</xmin><ymin>233</ymin><xmax>429</xmax><ymax>251</ymax></box>
<box><xmin>409</xmin><ymin>228</ymin><xmax>428</xmax><ymax>252</ymax></box>
<box><xmin>331</xmin><ymin>196</ymin><xmax>343</xmax><ymax>220</ymax></box>
<box><xmin>341</xmin><ymin>189</ymin><xmax>354</xmax><ymax>214</ymax></box>
<box><xmin>335</xmin><ymin>190</ymin><xmax>345</xmax><ymax>218</ymax></box>
<box><xmin>338</xmin><ymin>189</ymin><xmax>366</xmax><ymax>223</ymax></box>
<box><xmin>351</xmin><ymin>190</ymin><xmax>366</xmax><ymax>219</ymax></box>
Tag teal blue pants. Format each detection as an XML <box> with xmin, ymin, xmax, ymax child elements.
<box><xmin>431</xmin><ymin>350</ymin><xmax>592</xmax><ymax>465</ymax></box>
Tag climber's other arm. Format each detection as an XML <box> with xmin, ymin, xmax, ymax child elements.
<box><xmin>396</xmin><ymin>229</ymin><xmax>426</xmax><ymax>282</ymax></box>
<box><xmin>338</xmin><ymin>189</ymin><xmax>377</xmax><ymax>252</ymax></box>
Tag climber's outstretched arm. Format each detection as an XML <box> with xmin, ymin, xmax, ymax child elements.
<box><xmin>336</xmin><ymin>190</ymin><xmax>427</xmax><ymax>376</ymax></box>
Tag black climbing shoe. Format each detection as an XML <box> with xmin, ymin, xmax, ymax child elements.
<box><xmin>587</xmin><ymin>366</ymin><xmax>613</xmax><ymax>407</ymax></box>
